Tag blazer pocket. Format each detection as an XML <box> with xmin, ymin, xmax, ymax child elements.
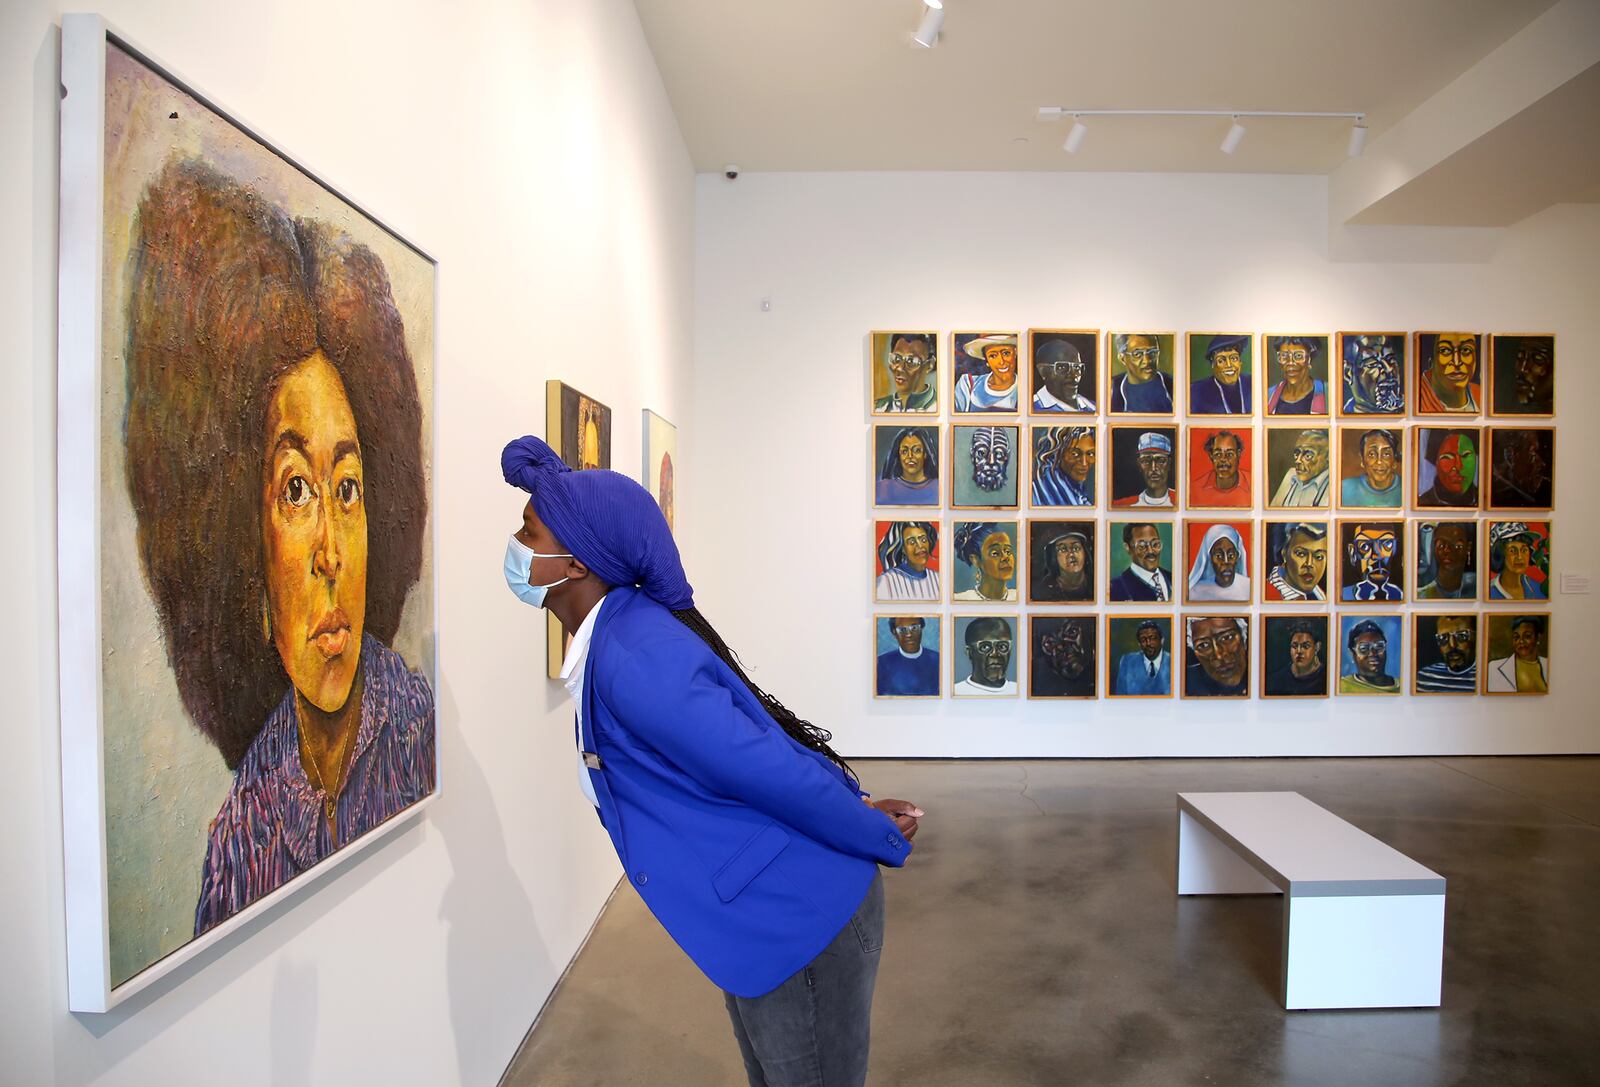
<box><xmin>711</xmin><ymin>821</ymin><xmax>792</xmax><ymax>903</ymax></box>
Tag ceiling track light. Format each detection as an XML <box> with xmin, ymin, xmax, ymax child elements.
<box><xmin>913</xmin><ymin>3</ymin><xmax>944</xmax><ymax>48</ymax></box>
<box><xmin>1036</xmin><ymin>108</ymin><xmax>1368</xmax><ymax>156</ymax></box>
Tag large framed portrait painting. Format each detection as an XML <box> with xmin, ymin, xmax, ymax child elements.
<box><xmin>58</xmin><ymin>18</ymin><xmax>438</xmax><ymax>1010</ymax></box>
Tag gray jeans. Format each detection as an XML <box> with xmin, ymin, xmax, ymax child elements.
<box><xmin>722</xmin><ymin>872</ymin><xmax>885</xmax><ymax>1087</ymax></box>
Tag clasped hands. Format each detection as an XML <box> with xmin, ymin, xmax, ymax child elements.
<box><xmin>867</xmin><ymin>797</ymin><xmax>924</xmax><ymax>843</ymax></box>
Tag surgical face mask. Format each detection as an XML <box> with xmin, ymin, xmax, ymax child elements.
<box><xmin>504</xmin><ymin>534</ymin><xmax>571</xmax><ymax>608</ymax></box>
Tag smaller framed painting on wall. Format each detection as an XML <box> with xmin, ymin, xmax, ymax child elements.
<box><xmin>869</xmin><ymin>331</ymin><xmax>939</xmax><ymax>415</ymax></box>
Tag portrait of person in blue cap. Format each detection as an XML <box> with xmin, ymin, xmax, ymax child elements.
<box><xmin>1111</xmin><ymin>427</ymin><xmax>1177</xmax><ymax>507</ymax></box>
<box><xmin>1188</xmin><ymin>333</ymin><xmax>1253</xmax><ymax>415</ymax></box>
<box><xmin>503</xmin><ymin>435</ymin><xmax>923</xmax><ymax>1085</ymax></box>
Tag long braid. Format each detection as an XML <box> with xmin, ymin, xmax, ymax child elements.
<box><xmin>671</xmin><ymin>607</ymin><xmax>858</xmax><ymax>787</ymax></box>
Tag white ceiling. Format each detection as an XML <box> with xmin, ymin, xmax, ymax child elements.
<box><xmin>632</xmin><ymin>0</ymin><xmax>1563</xmax><ymax>176</ymax></box>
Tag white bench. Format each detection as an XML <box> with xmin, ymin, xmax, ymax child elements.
<box><xmin>1176</xmin><ymin>791</ymin><xmax>1445</xmax><ymax>1010</ymax></box>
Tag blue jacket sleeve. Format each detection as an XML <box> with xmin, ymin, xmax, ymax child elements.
<box><xmin>599</xmin><ymin>638</ymin><xmax>911</xmax><ymax>867</ymax></box>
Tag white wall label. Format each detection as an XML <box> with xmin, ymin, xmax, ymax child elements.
<box><xmin>1559</xmin><ymin>572</ymin><xmax>1591</xmax><ymax>594</ymax></box>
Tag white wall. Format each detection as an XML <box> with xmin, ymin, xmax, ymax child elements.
<box><xmin>690</xmin><ymin>172</ymin><xmax>1598</xmax><ymax>758</ymax></box>
<box><xmin>0</xmin><ymin>1</ymin><xmax>693</xmax><ymax>1084</ymax></box>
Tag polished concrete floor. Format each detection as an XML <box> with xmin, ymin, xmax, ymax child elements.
<box><xmin>503</xmin><ymin>757</ymin><xmax>1600</xmax><ymax>1086</ymax></box>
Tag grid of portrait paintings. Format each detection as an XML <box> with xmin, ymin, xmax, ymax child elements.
<box><xmin>868</xmin><ymin>329</ymin><xmax>1556</xmax><ymax>701</ymax></box>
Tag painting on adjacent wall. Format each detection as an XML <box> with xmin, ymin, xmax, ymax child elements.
<box><xmin>869</xmin><ymin>331</ymin><xmax>939</xmax><ymax>415</ymax></box>
<box><xmin>1187</xmin><ymin>426</ymin><xmax>1253</xmax><ymax>509</ymax></box>
<box><xmin>1106</xmin><ymin>615</ymin><xmax>1175</xmax><ymax>697</ymax></box>
<box><xmin>1337</xmin><ymin>425</ymin><xmax>1404</xmax><ymax>509</ymax></box>
<box><xmin>874</xmin><ymin>520</ymin><xmax>942</xmax><ymax>603</ymax></box>
<box><xmin>952</xmin><ymin>615</ymin><xmax>1019</xmax><ymax>697</ymax></box>
<box><xmin>57</xmin><ymin>17</ymin><xmax>438</xmax><ymax>1011</ymax></box>
<box><xmin>1485</xmin><ymin>427</ymin><xmax>1554</xmax><ymax>510</ymax></box>
<box><xmin>1337</xmin><ymin>615</ymin><xmax>1404</xmax><ymax>696</ymax></box>
<box><xmin>643</xmin><ymin>410</ymin><xmax>677</xmax><ymax>532</ymax></box>
<box><xmin>547</xmin><ymin>381</ymin><xmax>612</xmax><ymax>677</ymax></box>
<box><xmin>1109</xmin><ymin>425</ymin><xmax>1178</xmax><ymax>508</ymax></box>
<box><xmin>1415</xmin><ymin>520</ymin><xmax>1478</xmax><ymax>600</ymax></box>
<box><xmin>951</xmin><ymin>424</ymin><xmax>1020</xmax><ymax>508</ymax></box>
<box><xmin>1183</xmin><ymin>520</ymin><xmax>1253</xmax><ymax>604</ymax></box>
<box><xmin>1487</xmin><ymin>334</ymin><xmax>1554</xmax><ymax>417</ymax></box>
<box><xmin>1338</xmin><ymin>519</ymin><xmax>1406</xmax><ymax>602</ymax></box>
<box><xmin>1413</xmin><ymin>427</ymin><xmax>1482</xmax><ymax>509</ymax></box>
<box><xmin>1181</xmin><ymin>615</ymin><xmax>1251</xmax><ymax>698</ymax></box>
<box><xmin>1030</xmin><ymin>424</ymin><xmax>1097</xmax><ymax>507</ymax></box>
<box><xmin>1029</xmin><ymin>616</ymin><xmax>1098</xmax><ymax>698</ymax></box>
<box><xmin>1028</xmin><ymin>520</ymin><xmax>1095</xmax><ymax>603</ymax></box>
<box><xmin>950</xmin><ymin>520</ymin><xmax>1020</xmax><ymax>603</ymax></box>
<box><xmin>1264</xmin><ymin>425</ymin><xmax>1332</xmax><ymax>509</ymax></box>
<box><xmin>1028</xmin><ymin>329</ymin><xmax>1099</xmax><ymax>413</ymax></box>
<box><xmin>1482</xmin><ymin>614</ymin><xmax>1551</xmax><ymax>695</ymax></box>
<box><xmin>1484</xmin><ymin>520</ymin><xmax>1550</xmax><ymax>602</ymax></box>
<box><xmin>1261</xmin><ymin>334</ymin><xmax>1330</xmax><ymax>416</ymax></box>
<box><xmin>874</xmin><ymin>614</ymin><xmax>942</xmax><ymax>698</ymax></box>
<box><xmin>1107</xmin><ymin>520</ymin><xmax>1175</xmax><ymax>603</ymax></box>
<box><xmin>1412</xmin><ymin>614</ymin><xmax>1479</xmax><ymax>695</ymax></box>
<box><xmin>1337</xmin><ymin>333</ymin><xmax>1406</xmax><ymax>416</ymax></box>
<box><xmin>1261</xmin><ymin>615</ymin><xmax>1330</xmax><ymax>698</ymax></box>
<box><xmin>952</xmin><ymin>331</ymin><xmax>1021</xmax><ymax>413</ymax></box>
<box><xmin>873</xmin><ymin>424</ymin><xmax>940</xmax><ymax>507</ymax></box>
<box><xmin>1105</xmin><ymin>332</ymin><xmax>1177</xmax><ymax>415</ymax></box>
<box><xmin>1414</xmin><ymin>332</ymin><xmax>1482</xmax><ymax>415</ymax></box>
<box><xmin>1261</xmin><ymin>520</ymin><xmax>1330</xmax><ymax>603</ymax></box>
<box><xmin>1186</xmin><ymin>333</ymin><xmax>1253</xmax><ymax>415</ymax></box>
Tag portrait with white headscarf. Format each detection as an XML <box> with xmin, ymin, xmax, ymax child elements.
<box><xmin>1185</xmin><ymin>522</ymin><xmax>1253</xmax><ymax>603</ymax></box>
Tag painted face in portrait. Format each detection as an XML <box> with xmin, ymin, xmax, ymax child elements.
<box><xmin>901</xmin><ymin>524</ymin><xmax>932</xmax><ymax>573</ymax></box>
<box><xmin>1513</xmin><ymin>342</ymin><xmax>1553</xmax><ymax>406</ymax></box>
<box><xmin>1511</xmin><ymin>621</ymin><xmax>1541</xmax><ymax>661</ymax></box>
<box><xmin>887</xmin><ymin>336</ymin><xmax>932</xmax><ymax>396</ymax></box>
<box><xmin>965</xmin><ymin>620</ymin><xmax>1013</xmax><ymax>687</ymax></box>
<box><xmin>977</xmin><ymin>530</ymin><xmax>1016</xmax><ymax>584</ymax></box>
<box><xmin>1283</xmin><ymin>529</ymin><xmax>1327</xmax><ymax>594</ymax></box>
<box><xmin>1277</xmin><ymin>342</ymin><xmax>1311</xmax><ymax>388</ymax></box>
<box><xmin>1210</xmin><ymin>348</ymin><xmax>1243</xmax><ymax>386</ymax></box>
<box><xmin>1121</xmin><ymin>335</ymin><xmax>1160</xmax><ymax>384</ymax></box>
<box><xmin>1435</xmin><ymin>618</ymin><xmax>1474</xmax><ymax>671</ymax></box>
<box><xmin>1127</xmin><ymin>525</ymin><xmax>1163</xmax><ymax>573</ymax></box>
<box><xmin>1348</xmin><ymin>337</ymin><xmax>1403</xmax><ymax>412</ymax></box>
<box><xmin>1507</xmin><ymin>433</ymin><xmax>1546</xmax><ymax>486</ymax></box>
<box><xmin>1061</xmin><ymin>433</ymin><xmax>1095</xmax><ymax>483</ymax></box>
<box><xmin>1042</xmin><ymin>621</ymin><xmax>1091</xmax><ymax>679</ymax></box>
<box><xmin>1207</xmin><ymin>434</ymin><xmax>1242</xmax><ymax>487</ymax></box>
<box><xmin>1352</xmin><ymin>630</ymin><xmax>1388</xmax><ymax>678</ymax></box>
<box><xmin>1288</xmin><ymin>631</ymin><xmax>1320</xmax><ymax>675</ymax></box>
<box><xmin>1052</xmin><ymin>535</ymin><xmax>1087</xmax><ymax>579</ymax></box>
<box><xmin>970</xmin><ymin>427</ymin><xmax>1011</xmax><ymax>491</ymax></box>
<box><xmin>984</xmin><ymin>343</ymin><xmax>1018</xmax><ymax>389</ymax></box>
<box><xmin>1039</xmin><ymin>346</ymin><xmax>1086</xmax><ymax>400</ymax></box>
<box><xmin>1434</xmin><ymin>434</ymin><xmax>1475</xmax><ymax>495</ymax></box>
<box><xmin>657</xmin><ymin>453</ymin><xmax>674</xmax><ymax>530</ymax></box>
<box><xmin>1360</xmin><ymin>433</ymin><xmax>1398</xmax><ymax>489</ymax></box>
<box><xmin>1138</xmin><ymin>448</ymin><xmax>1171</xmax><ymax>493</ymax></box>
<box><xmin>1292</xmin><ymin>433</ymin><xmax>1329</xmax><ymax>482</ymax></box>
<box><xmin>897</xmin><ymin>433</ymin><xmax>928</xmax><ymax>482</ymax></box>
<box><xmin>1430</xmin><ymin>333</ymin><xmax>1477</xmax><ymax>394</ymax></box>
<box><xmin>263</xmin><ymin>351</ymin><xmax>369</xmax><ymax>715</ymax></box>
<box><xmin>1501</xmin><ymin>536</ymin><xmax>1532</xmax><ymax>577</ymax></box>
<box><xmin>1191</xmin><ymin>618</ymin><xmax>1247</xmax><ymax>686</ymax></box>
<box><xmin>1432</xmin><ymin>523</ymin><xmax>1471</xmax><ymax>576</ymax></box>
<box><xmin>1350</xmin><ymin>527</ymin><xmax>1397</xmax><ymax>586</ymax></box>
<box><xmin>1208</xmin><ymin>537</ymin><xmax>1240</xmax><ymax>588</ymax></box>
<box><xmin>892</xmin><ymin>618</ymin><xmax>924</xmax><ymax>656</ymax></box>
<box><xmin>1137</xmin><ymin>624</ymin><xmax>1164</xmax><ymax>659</ymax></box>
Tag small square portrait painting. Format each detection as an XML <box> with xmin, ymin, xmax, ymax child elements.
<box><xmin>1414</xmin><ymin>332</ymin><xmax>1482</xmax><ymax>415</ymax></box>
<box><xmin>1483</xmin><ymin>613</ymin><xmax>1550</xmax><ymax>695</ymax></box>
<box><xmin>869</xmin><ymin>331</ymin><xmax>939</xmax><ymax>415</ymax></box>
<box><xmin>872</xmin><ymin>424</ymin><xmax>940</xmax><ymax>507</ymax></box>
<box><xmin>1414</xmin><ymin>427</ymin><xmax>1482</xmax><ymax>509</ymax></box>
<box><xmin>1262</xmin><ymin>520</ymin><xmax>1330</xmax><ymax>603</ymax></box>
<box><xmin>1413</xmin><ymin>613</ymin><xmax>1478</xmax><ymax>696</ymax></box>
<box><xmin>1109</xmin><ymin>425</ymin><xmax>1179</xmax><ymax>508</ymax></box>
<box><xmin>1028</xmin><ymin>520</ymin><xmax>1095</xmax><ymax>603</ymax></box>
<box><xmin>1183</xmin><ymin>520</ymin><xmax>1253</xmax><ymax>604</ymax></box>
<box><xmin>1486</xmin><ymin>427</ymin><xmax>1554</xmax><ymax>510</ymax></box>
<box><xmin>953</xmin><ymin>614</ymin><xmax>1019</xmax><ymax>697</ymax></box>
<box><xmin>1414</xmin><ymin>520</ymin><xmax>1478</xmax><ymax>601</ymax></box>
<box><xmin>1262</xmin><ymin>334</ymin><xmax>1330</xmax><ymax>416</ymax></box>
<box><xmin>1030</xmin><ymin>616</ymin><xmax>1098</xmax><ymax>699</ymax></box>
<box><xmin>874</xmin><ymin>614</ymin><xmax>941</xmax><ymax>698</ymax></box>
<box><xmin>1030</xmin><ymin>424</ymin><xmax>1097</xmax><ymax>507</ymax></box>
<box><xmin>873</xmin><ymin>520</ymin><xmax>941</xmax><ymax>603</ymax></box>
<box><xmin>1489</xmin><ymin>334</ymin><xmax>1555</xmax><ymax>417</ymax></box>
<box><xmin>1182</xmin><ymin>615</ymin><xmax>1251</xmax><ymax>698</ymax></box>
<box><xmin>1106</xmin><ymin>332</ymin><xmax>1177</xmax><ymax>415</ymax></box>
<box><xmin>1029</xmin><ymin>330</ymin><xmax>1099</xmax><ymax>414</ymax></box>
<box><xmin>951</xmin><ymin>520</ymin><xmax>1020</xmax><ymax>603</ymax></box>
<box><xmin>1485</xmin><ymin>520</ymin><xmax>1550</xmax><ymax>602</ymax></box>
<box><xmin>1338</xmin><ymin>520</ymin><xmax>1406</xmax><ymax>602</ymax></box>
<box><xmin>1337</xmin><ymin>425</ymin><xmax>1404</xmax><ymax>509</ymax></box>
<box><xmin>953</xmin><ymin>331</ymin><xmax>1021</xmax><ymax>413</ymax></box>
<box><xmin>1264</xmin><ymin>425</ymin><xmax>1332</xmax><ymax>509</ymax></box>
<box><xmin>1338</xmin><ymin>614</ymin><xmax>1404</xmax><ymax>696</ymax></box>
<box><xmin>1187</xmin><ymin>426</ymin><xmax>1253</xmax><ymax>509</ymax></box>
<box><xmin>952</xmin><ymin>424</ymin><xmax>1020</xmax><ymax>508</ymax></box>
<box><xmin>1261</xmin><ymin>615</ymin><xmax>1330</xmax><ymax>698</ymax></box>
<box><xmin>1107</xmin><ymin>615</ymin><xmax>1174</xmax><ymax>697</ymax></box>
<box><xmin>1337</xmin><ymin>333</ymin><xmax>1407</xmax><ymax>416</ymax></box>
<box><xmin>1107</xmin><ymin>520</ymin><xmax>1176</xmax><ymax>603</ymax></box>
<box><xmin>1186</xmin><ymin>333</ymin><xmax>1253</xmax><ymax>415</ymax></box>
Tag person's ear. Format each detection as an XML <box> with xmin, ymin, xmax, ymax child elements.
<box><xmin>564</xmin><ymin>556</ymin><xmax>591</xmax><ymax>581</ymax></box>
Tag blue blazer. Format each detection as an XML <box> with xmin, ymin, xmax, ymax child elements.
<box><xmin>581</xmin><ymin>588</ymin><xmax>911</xmax><ymax>997</ymax></box>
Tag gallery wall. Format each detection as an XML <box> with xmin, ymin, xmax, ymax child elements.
<box><xmin>0</xmin><ymin>0</ymin><xmax>692</xmax><ymax>1083</ymax></box>
<box><xmin>690</xmin><ymin>171</ymin><xmax>1597</xmax><ymax>758</ymax></box>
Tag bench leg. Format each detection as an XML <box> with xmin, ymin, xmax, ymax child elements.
<box><xmin>1176</xmin><ymin>809</ymin><xmax>1280</xmax><ymax>896</ymax></box>
<box><xmin>1282</xmin><ymin>894</ymin><xmax>1445</xmax><ymax>1009</ymax></box>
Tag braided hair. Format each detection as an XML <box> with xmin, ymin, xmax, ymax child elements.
<box><xmin>671</xmin><ymin>606</ymin><xmax>857</xmax><ymax>786</ymax></box>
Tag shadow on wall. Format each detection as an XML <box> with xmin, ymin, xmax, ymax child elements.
<box><xmin>434</xmin><ymin>670</ymin><xmax>553</xmax><ymax>1086</ymax></box>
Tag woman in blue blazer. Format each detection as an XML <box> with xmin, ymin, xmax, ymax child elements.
<box><xmin>502</xmin><ymin>436</ymin><xmax>922</xmax><ymax>1086</ymax></box>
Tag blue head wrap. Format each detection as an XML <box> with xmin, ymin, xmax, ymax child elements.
<box><xmin>501</xmin><ymin>435</ymin><xmax>695</xmax><ymax>610</ymax></box>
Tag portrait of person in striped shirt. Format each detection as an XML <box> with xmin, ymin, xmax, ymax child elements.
<box><xmin>873</xmin><ymin>520</ymin><xmax>941</xmax><ymax>601</ymax></box>
<box><xmin>1414</xmin><ymin>614</ymin><xmax>1478</xmax><ymax>695</ymax></box>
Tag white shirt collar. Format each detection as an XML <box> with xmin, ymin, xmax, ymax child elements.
<box><xmin>1033</xmin><ymin>387</ymin><xmax>1088</xmax><ymax>411</ymax></box>
<box><xmin>1128</xmin><ymin>563</ymin><xmax>1167</xmax><ymax>591</ymax></box>
<box><xmin>559</xmin><ymin>594</ymin><xmax>607</xmax><ymax>695</ymax></box>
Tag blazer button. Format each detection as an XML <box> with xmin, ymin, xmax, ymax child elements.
<box><xmin>634</xmin><ymin>872</ymin><xmax>649</xmax><ymax>886</ymax></box>
<box><xmin>887</xmin><ymin>834</ymin><xmax>901</xmax><ymax>848</ymax></box>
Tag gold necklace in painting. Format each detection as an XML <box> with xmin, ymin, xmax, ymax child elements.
<box><xmin>304</xmin><ymin>727</ymin><xmax>357</xmax><ymax>846</ymax></box>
